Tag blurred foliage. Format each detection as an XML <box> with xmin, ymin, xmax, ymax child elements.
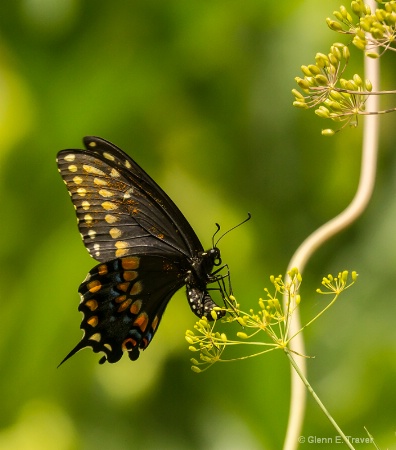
<box><xmin>0</xmin><ymin>0</ymin><xmax>395</xmax><ymax>449</ymax></box>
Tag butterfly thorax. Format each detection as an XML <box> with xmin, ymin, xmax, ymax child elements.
<box><xmin>185</xmin><ymin>247</ymin><xmax>225</xmax><ymax>320</ymax></box>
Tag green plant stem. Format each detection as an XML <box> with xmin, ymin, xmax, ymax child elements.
<box><xmin>285</xmin><ymin>349</ymin><xmax>355</xmax><ymax>450</ymax></box>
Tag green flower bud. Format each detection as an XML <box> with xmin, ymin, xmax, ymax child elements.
<box><xmin>295</xmin><ymin>77</ymin><xmax>310</xmax><ymax>90</ymax></box>
<box><xmin>191</xmin><ymin>366</ymin><xmax>201</xmax><ymax>373</ymax></box>
<box><xmin>340</xmin><ymin>5</ymin><xmax>352</xmax><ymax>22</ymax></box>
<box><xmin>351</xmin><ymin>1</ymin><xmax>363</xmax><ymax>16</ymax></box>
<box><xmin>365</xmin><ymin>79</ymin><xmax>373</xmax><ymax>91</ymax></box>
<box><xmin>292</xmin><ymin>88</ymin><xmax>304</xmax><ymax>99</ymax></box>
<box><xmin>315</xmin><ymin>106</ymin><xmax>330</xmax><ymax>118</ymax></box>
<box><xmin>301</xmin><ymin>65</ymin><xmax>312</xmax><ymax>76</ymax></box>
<box><xmin>352</xmin><ymin>36</ymin><xmax>366</xmax><ymax>51</ymax></box>
<box><xmin>375</xmin><ymin>9</ymin><xmax>386</xmax><ymax>21</ymax></box>
<box><xmin>326</xmin><ymin>18</ymin><xmax>343</xmax><ymax>31</ymax></box>
<box><xmin>331</xmin><ymin>45</ymin><xmax>342</xmax><ymax>60</ymax></box>
<box><xmin>237</xmin><ymin>332</ymin><xmax>248</xmax><ymax>339</ymax></box>
<box><xmin>353</xmin><ymin>74</ymin><xmax>363</xmax><ymax>86</ymax></box>
<box><xmin>315</xmin><ymin>52</ymin><xmax>329</xmax><ymax>68</ymax></box>
<box><xmin>365</xmin><ymin>51</ymin><xmax>379</xmax><ymax>59</ymax></box>
<box><xmin>342</xmin><ymin>45</ymin><xmax>350</xmax><ymax>61</ymax></box>
<box><xmin>315</xmin><ymin>74</ymin><xmax>329</xmax><ymax>86</ymax></box>
<box><xmin>321</xmin><ymin>129</ymin><xmax>335</xmax><ymax>136</ymax></box>
<box><xmin>359</xmin><ymin>18</ymin><xmax>371</xmax><ymax>32</ymax></box>
<box><xmin>328</xmin><ymin>53</ymin><xmax>339</xmax><ymax>66</ymax></box>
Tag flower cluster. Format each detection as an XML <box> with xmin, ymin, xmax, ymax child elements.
<box><xmin>293</xmin><ymin>43</ymin><xmax>373</xmax><ymax>135</ymax></box>
<box><xmin>327</xmin><ymin>0</ymin><xmax>396</xmax><ymax>57</ymax></box>
<box><xmin>185</xmin><ymin>269</ymin><xmax>357</xmax><ymax>372</ymax></box>
<box><xmin>293</xmin><ymin>0</ymin><xmax>396</xmax><ymax>135</ymax></box>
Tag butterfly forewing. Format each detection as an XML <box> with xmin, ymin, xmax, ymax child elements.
<box><xmin>57</xmin><ymin>145</ymin><xmax>196</xmax><ymax>262</ymax></box>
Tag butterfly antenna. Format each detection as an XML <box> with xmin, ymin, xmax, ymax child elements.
<box><xmin>215</xmin><ymin>212</ymin><xmax>251</xmax><ymax>247</ymax></box>
<box><xmin>212</xmin><ymin>223</ymin><xmax>221</xmax><ymax>248</ymax></box>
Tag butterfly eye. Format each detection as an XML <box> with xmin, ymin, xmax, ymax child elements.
<box><xmin>214</xmin><ymin>256</ymin><xmax>222</xmax><ymax>266</ymax></box>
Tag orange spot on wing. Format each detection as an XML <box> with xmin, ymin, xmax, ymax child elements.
<box><xmin>130</xmin><ymin>300</ymin><xmax>142</xmax><ymax>315</ymax></box>
<box><xmin>123</xmin><ymin>270</ymin><xmax>138</xmax><ymax>281</ymax></box>
<box><xmin>85</xmin><ymin>299</ymin><xmax>98</xmax><ymax>311</ymax></box>
<box><xmin>130</xmin><ymin>281</ymin><xmax>143</xmax><ymax>296</ymax></box>
<box><xmin>122</xmin><ymin>338</ymin><xmax>137</xmax><ymax>351</ymax></box>
<box><xmin>87</xmin><ymin>316</ymin><xmax>98</xmax><ymax>327</ymax></box>
<box><xmin>117</xmin><ymin>282</ymin><xmax>129</xmax><ymax>292</ymax></box>
<box><xmin>121</xmin><ymin>256</ymin><xmax>140</xmax><ymax>270</ymax></box>
<box><xmin>133</xmin><ymin>312</ymin><xmax>149</xmax><ymax>333</ymax></box>
<box><xmin>97</xmin><ymin>264</ymin><xmax>108</xmax><ymax>275</ymax></box>
<box><xmin>87</xmin><ymin>280</ymin><xmax>102</xmax><ymax>293</ymax></box>
<box><xmin>117</xmin><ymin>298</ymin><xmax>132</xmax><ymax>312</ymax></box>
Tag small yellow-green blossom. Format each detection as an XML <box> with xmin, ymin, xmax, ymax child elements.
<box><xmin>316</xmin><ymin>270</ymin><xmax>358</xmax><ymax>294</ymax></box>
<box><xmin>186</xmin><ymin>269</ymin><xmax>358</xmax><ymax>372</ymax></box>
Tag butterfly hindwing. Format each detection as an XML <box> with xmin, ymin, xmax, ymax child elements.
<box><xmin>58</xmin><ymin>255</ymin><xmax>186</xmax><ymax>365</ymax></box>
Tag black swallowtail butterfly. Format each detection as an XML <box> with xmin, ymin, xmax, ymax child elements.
<box><xmin>57</xmin><ymin>136</ymin><xmax>236</xmax><ymax>365</ymax></box>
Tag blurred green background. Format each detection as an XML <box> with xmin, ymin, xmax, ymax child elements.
<box><xmin>1</xmin><ymin>0</ymin><xmax>396</xmax><ymax>449</ymax></box>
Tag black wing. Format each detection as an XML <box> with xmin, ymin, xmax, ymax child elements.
<box><xmin>56</xmin><ymin>136</ymin><xmax>203</xmax><ymax>262</ymax></box>
<box><xmin>58</xmin><ymin>255</ymin><xmax>185</xmax><ymax>365</ymax></box>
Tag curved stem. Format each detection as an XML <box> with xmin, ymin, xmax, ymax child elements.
<box><xmin>283</xmin><ymin>4</ymin><xmax>380</xmax><ymax>449</ymax></box>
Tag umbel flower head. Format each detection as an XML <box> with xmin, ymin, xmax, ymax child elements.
<box><xmin>293</xmin><ymin>43</ymin><xmax>373</xmax><ymax>135</ymax></box>
<box><xmin>327</xmin><ymin>0</ymin><xmax>396</xmax><ymax>57</ymax></box>
<box><xmin>185</xmin><ymin>269</ymin><xmax>358</xmax><ymax>372</ymax></box>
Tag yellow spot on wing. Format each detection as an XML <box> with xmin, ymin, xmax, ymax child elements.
<box><xmin>105</xmin><ymin>214</ymin><xmax>118</xmax><ymax>224</ymax></box>
<box><xmin>99</xmin><ymin>189</ymin><xmax>113</xmax><ymax>198</ymax></box>
<box><xmin>151</xmin><ymin>315</ymin><xmax>159</xmax><ymax>331</ymax></box>
<box><xmin>83</xmin><ymin>164</ymin><xmax>105</xmax><ymax>176</ymax></box>
<box><xmin>64</xmin><ymin>154</ymin><xmax>76</xmax><ymax>162</ymax></box>
<box><xmin>94</xmin><ymin>178</ymin><xmax>108</xmax><ymax>186</ymax></box>
<box><xmin>84</xmin><ymin>214</ymin><xmax>93</xmax><ymax>224</ymax></box>
<box><xmin>102</xmin><ymin>201</ymin><xmax>118</xmax><ymax>211</ymax></box>
<box><xmin>68</xmin><ymin>165</ymin><xmax>77</xmax><ymax>172</ymax></box>
<box><xmin>109</xmin><ymin>228</ymin><xmax>122</xmax><ymax>239</ymax></box>
<box><xmin>77</xmin><ymin>188</ymin><xmax>87</xmax><ymax>197</ymax></box>
<box><xmin>110</xmin><ymin>168</ymin><xmax>120</xmax><ymax>178</ymax></box>
<box><xmin>115</xmin><ymin>241</ymin><xmax>128</xmax><ymax>257</ymax></box>
<box><xmin>89</xmin><ymin>333</ymin><xmax>101</xmax><ymax>342</ymax></box>
<box><xmin>82</xmin><ymin>201</ymin><xmax>90</xmax><ymax>210</ymax></box>
<box><xmin>103</xmin><ymin>152</ymin><xmax>115</xmax><ymax>161</ymax></box>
